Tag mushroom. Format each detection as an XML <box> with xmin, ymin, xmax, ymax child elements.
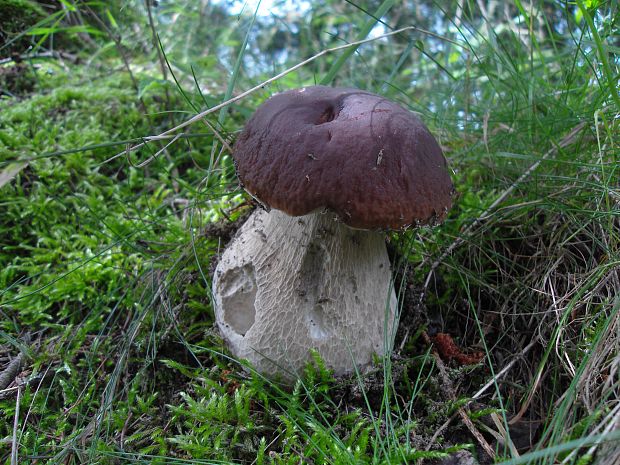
<box><xmin>213</xmin><ymin>86</ymin><xmax>454</xmax><ymax>380</ymax></box>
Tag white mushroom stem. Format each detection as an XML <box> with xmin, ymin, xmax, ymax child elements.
<box><xmin>212</xmin><ymin>208</ymin><xmax>398</xmax><ymax>380</ymax></box>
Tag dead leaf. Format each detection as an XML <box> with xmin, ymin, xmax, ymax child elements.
<box><xmin>0</xmin><ymin>162</ymin><xmax>28</xmax><ymax>189</ymax></box>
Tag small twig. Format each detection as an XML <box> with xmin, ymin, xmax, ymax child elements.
<box><xmin>419</xmin><ymin>122</ymin><xmax>587</xmax><ymax>303</ymax></box>
<box><xmin>422</xmin><ymin>331</ymin><xmax>496</xmax><ymax>459</ymax></box>
<box><xmin>0</xmin><ymin>371</ymin><xmax>52</xmax><ymax>400</ymax></box>
<box><xmin>0</xmin><ymin>352</ymin><xmax>24</xmax><ymax>391</ymax></box>
<box><xmin>398</xmin><ymin>327</ymin><xmax>410</xmax><ymax>352</ymax></box>
<box><xmin>427</xmin><ymin>411</ymin><xmax>459</xmax><ymax>450</ymax></box>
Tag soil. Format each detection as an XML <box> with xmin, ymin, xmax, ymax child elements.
<box><xmin>0</xmin><ymin>61</ymin><xmax>36</xmax><ymax>96</ymax></box>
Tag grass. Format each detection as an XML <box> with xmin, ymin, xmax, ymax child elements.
<box><xmin>0</xmin><ymin>1</ymin><xmax>619</xmax><ymax>464</ymax></box>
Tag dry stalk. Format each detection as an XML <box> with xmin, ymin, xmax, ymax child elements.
<box><xmin>0</xmin><ymin>352</ymin><xmax>24</xmax><ymax>391</ymax></box>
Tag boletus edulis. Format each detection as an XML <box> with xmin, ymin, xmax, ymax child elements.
<box><xmin>213</xmin><ymin>86</ymin><xmax>454</xmax><ymax>381</ymax></box>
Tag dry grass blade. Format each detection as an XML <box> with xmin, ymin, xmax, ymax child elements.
<box><xmin>490</xmin><ymin>412</ymin><xmax>519</xmax><ymax>458</ymax></box>
<box><xmin>10</xmin><ymin>386</ymin><xmax>21</xmax><ymax>465</ymax></box>
<box><xmin>0</xmin><ymin>163</ymin><xmax>28</xmax><ymax>189</ymax></box>
<box><xmin>563</xmin><ymin>401</ymin><xmax>620</xmax><ymax>464</ymax></box>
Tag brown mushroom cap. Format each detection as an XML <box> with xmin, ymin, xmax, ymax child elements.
<box><xmin>233</xmin><ymin>86</ymin><xmax>454</xmax><ymax>230</ymax></box>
